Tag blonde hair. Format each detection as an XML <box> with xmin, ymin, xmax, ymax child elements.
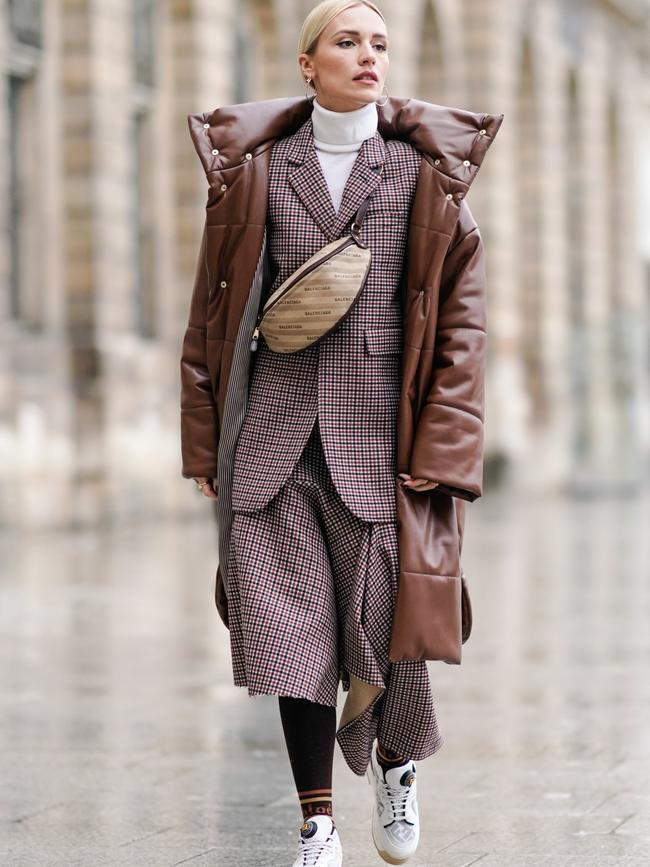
<box><xmin>298</xmin><ymin>0</ymin><xmax>386</xmax><ymax>84</ymax></box>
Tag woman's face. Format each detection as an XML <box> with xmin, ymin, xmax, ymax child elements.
<box><xmin>299</xmin><ymin>4</ymin><xmax>389</xmax><ymax>112</ymax></box>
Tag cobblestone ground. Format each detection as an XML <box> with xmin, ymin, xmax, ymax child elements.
<box><xmin>1</xmin><ymin>491</ymin><xmax>649</xmax><ymax>866</ymax></box>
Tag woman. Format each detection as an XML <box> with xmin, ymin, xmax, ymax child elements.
<box><xmin>180</xmin><ymin>1</ymin><xmax>503</xmax><ymax>864</ymax></box>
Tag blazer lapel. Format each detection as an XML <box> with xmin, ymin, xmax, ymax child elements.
<box><xmin>287</xmin><ymin>116</ymin><xmax>386</xmax><ymax>241</ymax></box>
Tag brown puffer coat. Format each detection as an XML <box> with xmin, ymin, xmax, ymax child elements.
<box><xmin>180</xmin><ymin>96</ymin><xmax>504</xmax><ymax>663</ymax></box>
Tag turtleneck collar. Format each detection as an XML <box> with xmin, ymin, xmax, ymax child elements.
<box><xmin>311</xmin><ymin>97</ymin><xmax>378</xmax><ymax>153</ymax></box>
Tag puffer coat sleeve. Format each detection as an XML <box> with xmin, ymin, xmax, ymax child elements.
<box><xmin>179</xmin><ymin>218</ymin><xmax>219</xmax><ymax>482</ymax></box>
<box><xmin>409</xmin><ymin>200</ymin><xmax>487</xmax><ymax>502</ymax></box>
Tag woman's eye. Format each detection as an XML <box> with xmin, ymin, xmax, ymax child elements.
<box><xmin>337</xmin><ymin>39</ymin><xmax>387</xmax><ymax>51</ymax></box>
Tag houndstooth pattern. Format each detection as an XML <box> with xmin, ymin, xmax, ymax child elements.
<box><xmin>227</xmin><ymin>416</ymin><xmax>443</xmax><ymax>777</ymax></box>
<box><xmin>230</xmin><ymin>116</ymin><xmax>420</xmax><ymax>521</ymax></box>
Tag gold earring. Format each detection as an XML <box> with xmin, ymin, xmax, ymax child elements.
<box><xmin>375</xmin><ymin>84</ymin><xmax>388</xmax><ymax>107</ymax></box>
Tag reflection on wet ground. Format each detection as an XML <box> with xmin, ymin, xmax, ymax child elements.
<box><xmin>1</xmin><ymin>490</ymin><xmax>649</xmax><ymax>865</ymax></box>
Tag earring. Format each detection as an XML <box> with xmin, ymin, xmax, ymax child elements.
<box><xmin>304</xmin><ymin>77</ymin><xmax>315</xmax><ymax>99</ymax></box>
<box><xmin>375</xmin><ymin>84</ymin><xmax>388</xmax><ymax>107</ymax></box>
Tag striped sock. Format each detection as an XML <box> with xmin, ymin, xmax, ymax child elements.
<box><xmin>298</xmin><ymin>787</ymin><xmax>333</xmax><ymax>821</ymax></box>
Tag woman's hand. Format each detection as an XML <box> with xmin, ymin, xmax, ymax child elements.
<box><xmin>193</xmin><ymin>477</ymin><xmax>218</xmax><ymax>500</ymax></box>
<box><xmin>398</xmin><ymin>473</ymin><xmax>439</xmax><ymax>493</ymax></box>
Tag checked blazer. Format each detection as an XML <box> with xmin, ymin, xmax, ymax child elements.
<box><xmin>230</xmin><ymin>116</ymin><xmax>421</xmax><ymax>522</ymax></box>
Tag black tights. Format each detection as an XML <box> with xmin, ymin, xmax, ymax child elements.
<box><xmin>278</xmin><ymin>695</ymin><xmax>336</xmax><ymax>821</ymax></box>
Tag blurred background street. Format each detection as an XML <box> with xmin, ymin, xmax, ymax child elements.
<box><xmin>2</xmin><ymin>0</ymin><xmax>650</xmax><ymax>864</ymax></box>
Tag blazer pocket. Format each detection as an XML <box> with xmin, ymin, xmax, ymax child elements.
<box><xmin>364</xmin><ymin>326</ymin><xmax>403</xmax><ymax>355</ymax></box>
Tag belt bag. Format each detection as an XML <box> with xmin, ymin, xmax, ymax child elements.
<box><xmin>250</xmin><ymin>180</ymin><xmax>380</xmax><ymax>355</ymax></box>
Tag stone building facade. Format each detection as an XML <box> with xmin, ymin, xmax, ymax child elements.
<box><xmin>0</xmin><ymin>0</ymin><xmax>649</xmax><ymax>528</ymax></box>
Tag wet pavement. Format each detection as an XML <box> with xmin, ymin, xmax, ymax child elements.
<box><xmin>1</xmin><ymin>490</ymin><xmax>649</xmax><ymax>866</ymax></box>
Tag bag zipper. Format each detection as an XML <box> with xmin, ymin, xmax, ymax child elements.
<box><xmin>252</xmin><ymin>253</ymin><xmax>371</xmax><ymax>354</ymax></box>
<box><xmin>250</xmin><ymin>234</ymin><xmax>363</xmax><ymax>351</ymax></box>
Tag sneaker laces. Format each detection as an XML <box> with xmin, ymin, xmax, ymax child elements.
<box><xmin>380</xmin><ymin>779</ymin><xmax>411</xmax><ymax>821</ymax></box>
<box><xmin>299</xmin><ymin>833</ymin><xmax>336</xmax><ymax>865</ymax></box>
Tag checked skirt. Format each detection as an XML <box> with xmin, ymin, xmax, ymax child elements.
<box><xmin>226</xmin><ymin>415</ymin><xmax>444</xmax><ymax>777</ymax></box>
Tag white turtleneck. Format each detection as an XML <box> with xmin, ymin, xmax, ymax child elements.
<box><xmin>311</xmin><ymin>97</ymin><xmax>378</xmax><ymax>213</ymax></box>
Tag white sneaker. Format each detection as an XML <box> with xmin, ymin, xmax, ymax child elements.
<box><xmin>291</xmin><ymin>814</ymin><xmax>343</xmax><ymax>866</ymax></box>
<box><xmin>367</xmin><ymin>744</ymin><xmax>420</xmax><ymax>864</ymax></box>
